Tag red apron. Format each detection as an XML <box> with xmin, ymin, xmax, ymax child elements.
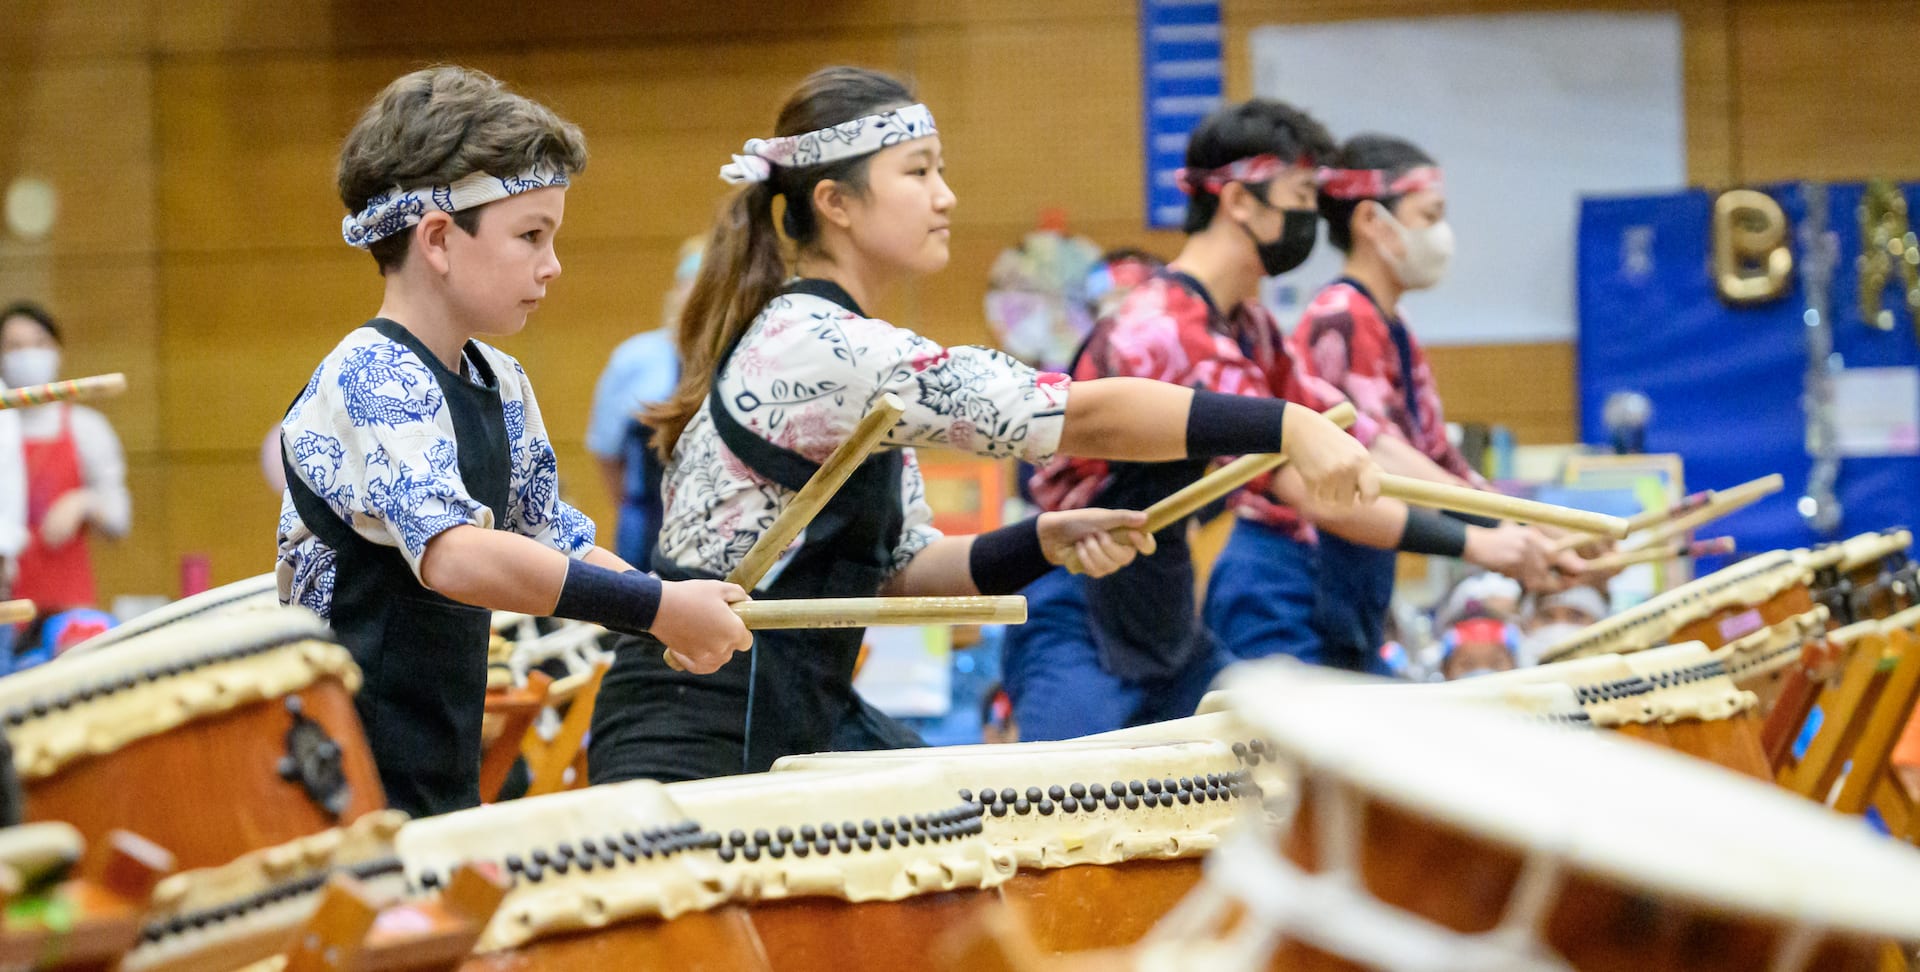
<box><xmin>16</xmin><ymin>406</ymin><xmax>96</xmax><ymax>611</ymax></box>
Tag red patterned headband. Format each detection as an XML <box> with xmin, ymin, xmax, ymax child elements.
<box><xmin>1173</xmin><ymin>153</ymin><xmax>1311</xmax><ymax>197</ymax></box>
<box><xmin>1442</xmin><ymin>617</ymin><xmax>1519</xmax><ymax>656</ymax></box>
<box><xmin>1316</xmin><ymin>165</ymin><xmax>1445</xmax><ymax>200</ymax></box>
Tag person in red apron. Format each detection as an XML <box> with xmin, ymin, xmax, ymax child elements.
<box><xmin>2</xmin><ymin>301</ymin><xmax>131</xmax><ymax>614</ymax></box>
<box><xmin>18</xmin><ymin>407</ymin><xmax>95</xmax><ymax>610</ymax></box>
<box><xmin>0</xmin><ymin>382</ymin><xmax>22</xmax><ymax>599</ymax></box>
<box><xmin>0</xmin><ymin>379</ymin><xmax>21</xmax><ymax>668</ymax></box>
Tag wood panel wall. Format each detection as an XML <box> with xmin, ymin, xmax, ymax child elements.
<box><xmin>1</xmin><ymin>0</ymin><xmax>1915</xmax><ymax>600</ymax></box>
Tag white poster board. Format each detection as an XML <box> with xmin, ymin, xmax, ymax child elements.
<box><xmin>1251</xmin><ymin>12</ymin><xmax>1685</xmax><ymax>345</ymax></box>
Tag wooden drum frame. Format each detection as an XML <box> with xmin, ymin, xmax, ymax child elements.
<box><xmin>776</xmin><ymin>739</ymin><xmax>1258</xmax><ymax>954</ymax></box>
<box><xmin>396</xmin><ymin>766</ymin><xmax>1008</xmax><ymax>972</ymax></box>
<box><xmin>2</xmin><ymin>608</ymin><xmax>385</xmax><ymax>869</ymax></box>
<box><xmin>121</xmin><ymin>811</ymin><xmax>411</xmax><ymax>972</ymax></box>
<box><xmin>1119</xmin><ymin>663</ymin><xmax>1920</xmax><ymax>972</ymax></box>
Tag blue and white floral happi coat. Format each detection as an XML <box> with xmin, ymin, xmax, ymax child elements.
<box><xmin>275</xmin><ymin>326</ymin><xmax>596</xmax><ymax>619</ymax></box>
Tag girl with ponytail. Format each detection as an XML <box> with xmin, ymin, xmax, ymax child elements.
<box><xmin>589</xmin><ymin>67</ymin><xmax>1380</xmax><ymax>784</ymax></box>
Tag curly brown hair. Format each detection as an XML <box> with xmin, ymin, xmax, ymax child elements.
<box><xmin>337</xmin><ymin>65</ymin><xmax>587</xmax><ymax>273</ymax></box>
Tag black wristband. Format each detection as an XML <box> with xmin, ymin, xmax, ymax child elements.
<box><xmin>1186</xmin><ymin>390</ymin><xmax>1288</xmax><ymax>459</ymax></box>
<box><xmin>551</xmin><ymin>560</ymin><xmax>663</xmax><ymax>636</ymax></box>
<box><xmin>1443</xmin><ymin>509</ymin><xmax>1501</xmax><ymax>529</ymax></box>
<box><xmin>1398</xmin><ymin>508</ymin><xmax>1469</xmax><ymax>557</ymax></box>
<box><xmin>969</xmin><ymin>517</ymin><xmax>1054</xmax><ymax>595</ymax></box>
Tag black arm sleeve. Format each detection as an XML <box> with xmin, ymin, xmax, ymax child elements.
<box><xmin>969</xmin><ymin>517</ymin><xmax>1054</xmax><ymax>595</ymax></box>
<box><xmin>1397</xmin><ymin>508</ymin><xmax>1470</xmax><ymax>557</ymax></box>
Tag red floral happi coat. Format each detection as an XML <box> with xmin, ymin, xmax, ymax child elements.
<box><xmin>1030</xmin><ymin>272</ymin><xmax>1377</xmax><ymax>541</ymax></box>
<box><xmin>1289</xmin><ymin>279</ymin><xmax>1485</xmax><ymax>488</ymax></box>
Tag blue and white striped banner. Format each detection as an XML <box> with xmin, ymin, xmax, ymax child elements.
<box><xmin>1140</xmin><ymin>0</ymin><xmax>1224</xmax><ymax>229</ymax></box>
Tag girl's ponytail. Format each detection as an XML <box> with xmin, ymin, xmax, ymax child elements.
<box><xmin>644</xmin><ymin>65</ymin><xmax>917</xmax><ymax>460</ymax></box>
<box><xmin>645</xmin><ymin>180</ymin><xmax>784</xmax><ymax>458</ymax></box>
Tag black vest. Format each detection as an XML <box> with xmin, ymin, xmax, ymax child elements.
<box><xmin>1072</xmin><ymin>271</ymin><xmax>1230</xmax><ymax>679</ymax></box>
<box><xmin>589</xmin><ymin>280</ymin><xmax>924</xmax><ymax>782</ymax></box>
<box><xmin>283</xmin><ymin>319</ymin><xmax>509</xmax><ymax>817</ymax></box>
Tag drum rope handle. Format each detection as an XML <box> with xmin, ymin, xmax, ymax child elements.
<box><xmin>1491</xmin><ymin>852</ymin><xmax>1566</xmax><ymax>951</ymax></box>
<box><xmin>508</xmin><ymin>620</ymin><xmax>610</xmax><ymax>686</ymax></box>
<box><xmin>1181</xmin><ymin>807</ymin><xmax>1576</xmax><ymax>972</ymax></box>
<box><xmin>1315</xmin><ymin>772</ymin><xmax>1363</xmax><ymax>878</ymax></box>
<box><xmin>1766</xmin><ymin>922</ymin><xmax>1822</xmax><ymax>972</ymax></box>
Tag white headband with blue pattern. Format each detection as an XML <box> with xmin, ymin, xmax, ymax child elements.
<box><xmin>719</xmin><ymin>104</ymin><xmax>938</xmax><ymax>186</ymax></box>
<box><xmin>341</xmin><ymin>163</ymin><xmax>571</xmax><ymax>249</ymax></box>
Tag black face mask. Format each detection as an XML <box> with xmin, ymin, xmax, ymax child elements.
<box><xmin>1240</xmin><ymin>206</ymin><xmax>1320</xmax><ymax>277</ymax></box>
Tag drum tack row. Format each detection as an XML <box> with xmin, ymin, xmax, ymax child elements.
<box><xmin>2</xmin><ymin>527</ymin><xmax>1920</xmax><ymax>970</ymax></box>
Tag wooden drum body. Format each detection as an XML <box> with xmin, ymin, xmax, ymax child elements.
<box><xmin>1671</xmin><ymin>585</ymin><xmax>1816</xmax><ymax>659</ymax></box>
<box><xmin>1542</xmin><ymin>551</ymin><xmax>1809</xmax><ymax>662</ymax></box>
<box><xmin>777</xmin><ymin>739</ymin><xmax>1257</xmax><ymax>954</ymax></box>
<box><xmin>1260</xmin><ymin>783</ymin><xmax>1884</xmax><ymax>971</ymax></box>
<box><xmin>664</xmin><ymin>766</ymin><xmax>1009</xmax><ymax>972</ymax></box>
<box><xmin>1539</xmin><ymin>551</ymin><xmax>1830</xmax><ymax>728</ymax></box>
<box><xmin>1124</xmin><ymin>663</ymin><xmax>1920</xmax><ymax>972</ymax></box>
<box><xmin>1816</xmin><ymin>529</ymin><xmax>1916</xmax><ymax>626</ymax></box>
<box><xmin>398</xmin><ymin>780</ymin><xmax>764</xmax><ymax>971</ymax></box>
<box><xmin>456</xmin><ymin>908</ymin><xmax>765</xmax><ymax>972</ymax></box>
<box><xmin>1438</xmin><ymin>643</ymin><xmax>1773</xmax><ymax>777</ymax></box>
<box><xmin>0</xmin><ymin>609</ymin><xmax>385</xmax><ymax>869</ymax></box>
<box><xmin>397</xmin><ymin>766</ymin><xmax>1008</xmax><ymax>972</ymax></box>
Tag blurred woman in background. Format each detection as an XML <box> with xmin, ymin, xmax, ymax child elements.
<box><xmin>0</xmin><ymin>301</ymin><xmax>132</xmax><ymax>615</ymax></box>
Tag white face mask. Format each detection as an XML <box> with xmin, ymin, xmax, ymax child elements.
<box><xmin>1519</xmin><ymin>621</ymin><xmax>1589</xmax><ymax>666</ymax></box>
<box><xmin>1451</xmin><ymin>667</ymin><xmax>1502</xmax><ymax>680</ymax></box>
<box><xmin>1</xmin><ymin>347</ymin><xmax>60</xmax><ymax>389</ymax></box>
<box><xmin>1374</xmin><ymin>202</ymin><xmax>1455</xmax><ymax>290</ymax></box>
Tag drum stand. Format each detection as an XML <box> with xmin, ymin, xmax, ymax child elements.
<box><xmin>0</xmin><ymin>829</ymin><xmax>173</xmax><ymax>971</ymax></box>
<box><xmin>281</xmin><ymin>865</ymin><xmax>506</xmax><ymax>972</ymax></box>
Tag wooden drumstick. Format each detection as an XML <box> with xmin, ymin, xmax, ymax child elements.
<box><xmin>0</xmin><ymin>599</ymin><xmax>34</xmax><ymax>625</ymax></box>
<box><xmin>1584</xmin><ymin>536</ymin><xmax>1735</xmax><ymax>573</ymax></box>
<box><xmin>1618</xmin><ymin>473</ymin><xmax>1784</xmax><ymax>552</ymax></box>
<box><xmin>1551</xmin><ymin>481</ymin><xmax>1767</xmax><ymax>553</ymax></box>
<box><xmin>664</xmin><ymin>394</ymin><xmax>907</xmax><ymax>671</ymax></box>
<box><xmin>1377</xmin><ymin>475</ymin><xmax>1630</xmax><ymax>537</ymax></box>
<box><xmin>1062</xmin><ymin>402</ymin><xmax>1356</xmax><ymax>576</ymax></box>
<box><xmin>731</xmin><ymin>595</ymin><xmax>1026</xmax><ymax>630</ymax></box>
<box><xmin>1615</xmin><ymin>490</ymin><xmax>1716</xmax><ymax>534</ymax></box>
<box><xmin>0</xmin><ymin>373</ymin><xmax>127</xmax><ymax>411</ymax></box>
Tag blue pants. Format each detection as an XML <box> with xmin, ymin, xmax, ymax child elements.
<box><xmin>1312</xmin><ymin>532</ymin><xmax>1397</xmax><ymax>675</ymax></box>
<box><xmin>1203</xmin><ymin>519</ymin><xmax>1391</xmax><ymax>674</ymax></box>
<box><xmin>1002</xmin><ymin>569</ymin><xmax>1227</xmax><ymax>741</ymax></box>
<box><xmin>1202</xmin><ymin>518</ymin><xmax>1325</xmax><ymax>663</ymax></box>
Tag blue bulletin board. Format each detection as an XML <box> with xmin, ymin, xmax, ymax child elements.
<box><xmin>1578</xmin><ymin>182</ymin><xmax>1920</xmax><ymax>557</ymax></box>
<box><xmin>1139</xmin><ymin>0</ymin><xmax>1223</xmax><ymax>230</ymax></box>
